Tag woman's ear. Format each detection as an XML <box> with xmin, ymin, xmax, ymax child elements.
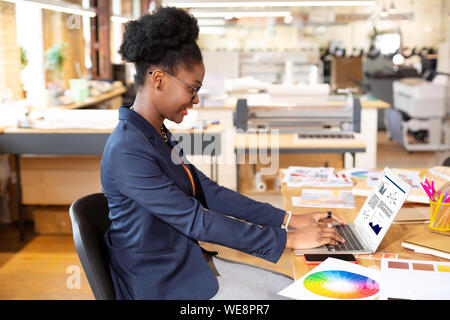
<box><xmin>149</xmin><ymin>70</ymin><xmax>164</xmax><ymax>90</ymax></box>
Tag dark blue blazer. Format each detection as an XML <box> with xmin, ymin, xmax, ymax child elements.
<box><xmin>100</xmin><ymin>106</ymin><xmax>287</xmax><ymax>300</ymax></box>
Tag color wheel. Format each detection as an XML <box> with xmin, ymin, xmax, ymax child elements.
<box><xmin>303</xmin><ymin>270</ymin><xmax>379</xmax><ymax>299</ymax></box>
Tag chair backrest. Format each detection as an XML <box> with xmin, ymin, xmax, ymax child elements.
<box><xmin>69</xmin><ymin>193</ymin><xmax>115</xmax><ymax>300</ymax></box>
<box><xmin>443</xmin><ymin>157</ymin><xmax>450</xmax><ymax>167</ymax></box>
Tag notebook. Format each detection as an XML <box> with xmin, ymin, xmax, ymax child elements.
<box><xmin>401</xmin><ymin>230</ymin><xmax>450</xmax><ymax>260</ymax></box>
<box><xmin>294</xmin><ymin>167</ymin><xmax>412</xmax><ymax>255</ymax></box>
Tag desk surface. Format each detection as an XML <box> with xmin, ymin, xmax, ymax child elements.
<box><xmin>0</xmin><ymin>124</ymin><xmax>223</xmax><ymax>155</ymax></box>
<box><xmin>1</xmin><ymin>124</ymin><xmax>223</xmax><ymax>135</ymax></box>
<box><xmin>279</xmin><ymin>168</ymin><xmax>449</xmax><ymax>281</ymax></box>
<box><xmin>235</xmin><ymin>132</ymin><xmax>366</xmax><ymax>152</ymax></box>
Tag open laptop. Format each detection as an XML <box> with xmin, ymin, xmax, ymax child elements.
<box><xmin>294</xmin><ymin>167</ymin><xmax>412</xmax><ymax>255</ymax></box>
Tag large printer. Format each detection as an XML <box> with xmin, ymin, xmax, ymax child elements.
<box><xmin>388</xmin><ymin>77</ymin><xmax>450</xmax><ymax>151</ymax></box>
<box><xmin>234</xmin><ymin>83</ymin><xmax>361</xmax><ymax>136</ymax></box>
<box><xmin>232</xmin><ymin>83</ymin><xmax>363</xmax><ymax>192</ymax></box>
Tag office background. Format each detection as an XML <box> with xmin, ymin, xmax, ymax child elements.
<box><xmin>0</xmin><ymin>0</ymin><xmax>449</xmax><ymax>299</ymax></box>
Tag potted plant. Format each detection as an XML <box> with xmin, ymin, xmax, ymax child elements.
<box><xmin>45</xmin><ymin>43</ymin><xmax>67</xmax><ymax>105</ymax></box>
<box><xmin>20</xmin><ymin>46</ymin><xmax>28</xmax><ymax>98</ymax></box>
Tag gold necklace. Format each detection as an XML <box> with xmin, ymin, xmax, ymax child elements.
<box><xmin>130</xmin><ymin>106</ymin><xmax>168</xmax><ymax>142</ymax></box>
<box><xmin>160</xmin><ymin>125</ymin><xmax>168</xmax><ymax>142</ymax></box>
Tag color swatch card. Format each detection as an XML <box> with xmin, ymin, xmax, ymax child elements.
<box><xmin>380</xmin><ymin>258</ymin><xmax>450</xmax><ymax>300</ymax></box>
<box><xmin>278</xmin><ymin>258</ymin><xmax>380</xmax><ymax>300</ymax></box>
<box><xmin>337</xmin><ymin>168</ymin><xmax>369</xmax><ymax>180</ymax></box>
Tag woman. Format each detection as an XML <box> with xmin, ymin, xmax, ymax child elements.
<box><xmin>101</xmin><ymin>6</ymin><xmax>345</xmax><ymax>300</ymax></box>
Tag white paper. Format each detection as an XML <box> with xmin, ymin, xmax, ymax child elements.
<box><xmin>292</xmin><ymin>189</ymin><xmax>355</xmax><ymax>209</ymax></box>
<box><xmin>282</xmin><ymin>166</ymin><xmax>353</xmax><ymax>188</ymax></box>
<box><xmin>379</xmin><ymin>258</ymin><xmax>450</xmax><ymax>300</ymax></box>
<box><xmin>278</xmin><ymin>258</ymin><xmax>380</xmax><ymax>300</ymax></box>
<box><xmin>31</xmin><ymin>109</ymin><xmax>119</xmax><ymax>129</ymax></box>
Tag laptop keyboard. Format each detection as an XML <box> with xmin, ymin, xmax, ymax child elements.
<box><xmin>326</xmin><ymin>224</ymin><xmax>365</xmax><ymax>252</ymax></box>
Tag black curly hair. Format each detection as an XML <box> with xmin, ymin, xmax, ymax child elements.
<box><xmin>118</xmin><ymin>7</ymin><xmax>203</xmax><ymax>88</ymax></box>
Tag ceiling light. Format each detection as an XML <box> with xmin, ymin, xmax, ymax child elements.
<box><xmin>166</xmin><ymin>1</ymin><xmax>376</xmax><ymax>8</ymax></box>
<box><xmin>379</xmin><ymin>0</ymin><xmax>389</xmax><ymax>17</ymax></box>
<box><xmin>2</xmin><ymin>0</ymin><xmax>96</xmax><ymax>17</ymax></box>
<box><xmin>191</xmin><ymin>10</ymin><xmax>292</xmax><ymax>19</ymax></box>
<box><xmin>111</xmin><ymin>15</ymin><xmax>134</xmax><ymax>23</ymax></box>
<box><xmin>197</xmin><ymin>19</ymin><xmax>226</xmax><ymax>26</ymax></box>
<box><xmin>199</xmin><ymin>26</ymin><xmax>226</xmax><ymax>35</ymax></box>
<box><xmin>388</xmin><ymin>0</ymin><xmax>396</xmax><ymax>14</ymax></box>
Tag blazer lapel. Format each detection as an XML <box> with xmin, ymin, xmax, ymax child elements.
<box><xmin>118</xmin><ymin>106</ymin><xmax>194</xmax><ymax>197</ymax></box>
<box><xmin>152</xmin><ymin>125</ymin><xmax>195</xmax><ymax>197</ymax></box>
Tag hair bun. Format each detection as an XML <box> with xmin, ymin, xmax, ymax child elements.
<box><xmin>119</xmin><ymin>7</ymin><xmax>199</xmax><ymax>64</ymax></box>
<box><xmin>118</xmin><ymin>20</ymin><xmax>145</xmax><ymax>63</ymax></box>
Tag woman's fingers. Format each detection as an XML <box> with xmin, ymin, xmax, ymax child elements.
<box><xmin>331</xmin><ymin>215</ymin><xmax>347</xmax><ymax>225</ymax></box>
<box><xmin>320</xmin><ymin>225</ymin><xmax>345</xmax><ymax>243</ymax></box>
<box><xmin>286</xmin><ymin>223</ymin><xmax>346</xmax><ymax>250</ymax></box>
<box><xmin>320</xmin><ymin>238</ymin><xmax>338</xmax><ymax>246</ymax></box>
<box><xmin>314</xmin><ymin>212</ymin><xmax>347</xmax><ymax>225</ymax></box>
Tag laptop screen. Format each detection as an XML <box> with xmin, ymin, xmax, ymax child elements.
<box><xmin>354</xmin><ymin>167</ymin><xmax>412</xmax><ymax>251</ymax></box>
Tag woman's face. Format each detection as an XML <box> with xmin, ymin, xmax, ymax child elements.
<box><xmin>154</xmin><ymin>62</ymin><xmax>205</xmax><ymax>124</ymax></box>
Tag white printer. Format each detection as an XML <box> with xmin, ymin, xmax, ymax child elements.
<box><xmin>391</xmin><ymin>78</ymin><xmax>450</xmax><ymax>151</ymax></box>
<box><xmin>393</xmin><ymin>78</ymin><xmax>447</xmax><ymax>118</ymax></box>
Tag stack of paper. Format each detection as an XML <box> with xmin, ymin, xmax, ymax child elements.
<box><xmin>282</xmin><ymin>166</ymin><xmax>353</xmax><ymax>188</ymax></box>
<box><xmin>401</xmin><ymin>230</ymin><xmax>450</xmax><ymax>260</ymax></box>
<box><xmin>429</xmin><ymin>166</ymin><xmax>450</xmax><ymax>181</ymax></box>
<box><xmin>30</xmin><ymin>109</ymin><xmax>119</xmax><ymax>130</ymax></box>
<box><xmin>292</xmin><ymin>189</ymin><xmax>355</xmax><ymax>209</ymax></box>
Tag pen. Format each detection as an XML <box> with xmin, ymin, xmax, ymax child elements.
<box><xmin>431</xmin><ymin>192</ymin><xmax>445</xmax><ymax>228</ymax></box>
<box><xmin>443</xmin><ymin>191</ymin><xmax>449</xmax><ymax>203</ymax></box>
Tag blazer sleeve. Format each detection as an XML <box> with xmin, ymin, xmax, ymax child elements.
<box><xmin>191</xmin><ymin>165</ymin><xmax>286</xmax><ymax>228</ymax></box>
<box><xmin>108</xmin><ymin>144</ymin><xmax>287</xmax><ymax>263</ymax></box>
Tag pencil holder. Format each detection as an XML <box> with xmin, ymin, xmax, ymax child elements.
<box><xmin>429</xmin><ymin>201</ymin><xmax>450</xmax><ymax>231</ymax></box>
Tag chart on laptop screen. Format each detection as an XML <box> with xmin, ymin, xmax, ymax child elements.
<box><xmin>355</xmin><ymin>170</ymin><xmax>409</xmax><ymax>246</ymax></box>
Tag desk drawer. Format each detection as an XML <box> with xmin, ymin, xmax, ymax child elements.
<box><xmin>32</xmin><ymin>205</ymin><xmax>72</xmax><ymax>235</ymax></box>
<box><xmin>20</xmin><ymin>155</ymin><xmax>102</xmax><ymax>205</ymax></box>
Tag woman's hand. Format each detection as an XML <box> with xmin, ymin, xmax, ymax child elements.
<box><xmin>285</xmin><ymin>211</ymin><xmax>347</xmax><ymax>230</ymax></box>
<box><xmin>285</xmin><ymin>223</ymin><xmax>345</xmax><ymax>250</ymax></box>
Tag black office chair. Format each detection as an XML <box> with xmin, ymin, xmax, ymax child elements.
<box><xmin>443</xmin><ymin>157</ymin><xmax>450</xmax><ymax>167</ymax></box>
<box><xmin>69</xmin><ymin>193</ymin><xmax>115</xmax><ymax>300</ymax></box>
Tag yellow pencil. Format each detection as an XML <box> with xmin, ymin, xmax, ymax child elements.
<box><xmin>431</xmin><ymin>193</ymin><xmax>444</xmax><ymax>228</ymax></box>
<box><xmin>435</xmin><ymin>204</ymin><xmax>449</xmax><ymax>229</ymax></box>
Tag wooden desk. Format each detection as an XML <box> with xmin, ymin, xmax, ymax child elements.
<box><xmin>279</xmin><ymin>168</ymin><xmax>449</xmax><ymax>281</ymax></box>
<box><xmin>0</xmin><ymin>124</ymin><xmax>223</xmax><ymax>240</ymax></box>
<box><xmin>235</xmin><ymin>133</ymin><xmax>366</xmax><ymax>192</ymax></box>
<box><xmin>0</xmin><ymin>124</ymin><xmax>223</xmax><ymax>155</ymax></box>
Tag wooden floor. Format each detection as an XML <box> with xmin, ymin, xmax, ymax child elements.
<box><xmin>0</xmin><ymin>131</ymin><xmax>448</xmax><ymax>300</ymax></box>
<box><xmin>0</xmin><ymin>224</ymin><xmax>94</xmax><ymax>299</ymax></box>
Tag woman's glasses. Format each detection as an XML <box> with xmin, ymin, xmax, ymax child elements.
<box><xmin>149</xmin><ymin>70</ymin><xmax>202</xmax><ymax>101</ymax></box>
